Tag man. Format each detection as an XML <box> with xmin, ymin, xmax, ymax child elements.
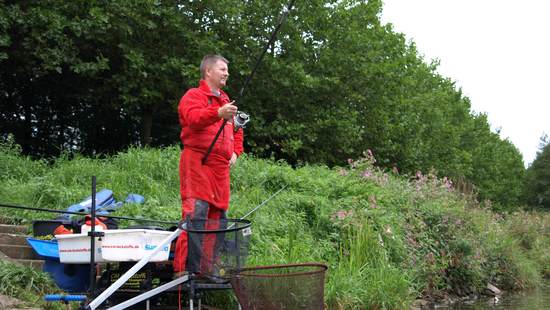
<box><xmin>173</xmin><ymin>55</ymin><xmax>244</xmax><ymax>276</ymax></box>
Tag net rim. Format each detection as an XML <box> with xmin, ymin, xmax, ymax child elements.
<box><xmin>178</xmin><ymin>218</ymin><xmax>251</xmax><ymax>233</ymax></box>
<box><xmin>232</xmin><ymin>262</ymin><xmax>328</xmax><ymax>278</ymax></box>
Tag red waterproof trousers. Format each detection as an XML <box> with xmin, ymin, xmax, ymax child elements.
<box><xmin>173</xmin><ymin>198</ymin><xmax>226</xmax><ymax>274</ymax></box>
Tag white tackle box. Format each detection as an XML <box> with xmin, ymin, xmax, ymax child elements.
<box><xmin>56</xmin><ymin>229</ymin><xmax>171</xmax><ymax>263</ymax></box>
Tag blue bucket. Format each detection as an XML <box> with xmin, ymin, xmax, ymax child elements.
<box><xmin>43</xmin><ymin>260</ymin><xmax>90</xmax><ymax>293</ymax></box>
<box><xmin>27</xmin><ymin>238</ymin><xmax>90</xmax><ymax>292</ymax></box>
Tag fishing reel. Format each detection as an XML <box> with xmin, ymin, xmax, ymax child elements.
<box><xmin>233</xmin><ymin>111</ymin><xmax>250</xmax><ymax>131</ymax></box>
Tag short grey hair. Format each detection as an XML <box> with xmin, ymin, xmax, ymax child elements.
<box><xmin>200</xmin><ymin>54</ymin><xmax>229</xmax><ymax>79</ymax></box>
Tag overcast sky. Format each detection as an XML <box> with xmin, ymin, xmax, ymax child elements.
<box><xmin>380</xmin><ymin>0</ymin><xmax>550</xmax><ymax>166</ymax></box>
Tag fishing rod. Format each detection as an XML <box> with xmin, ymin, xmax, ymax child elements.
<box><xmin>0</xmin><ymin>202</ymin><xmax>177</xmax><ymax>225</ymax></box>
<box><xmin>224</xmin><ymin>184</ymin><xmax>287</xmax><ymax>231</ymax></box>
<box><xmin>238</xmin><ymin>185</ymin><xmax>287</xmax><ymax>220</ymax></box>
<box><xmin>0</xmin><ymin>185</ymin><xmax>287</xmax><ymax>226</ymax></box>
<box><xmin>202</xmin><ymin>0</ymin><xmax>298</xmax><ymax>164</ymax></box>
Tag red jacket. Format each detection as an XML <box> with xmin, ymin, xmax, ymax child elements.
<box><xmin>178</xmin><ymin>80</ymin><xmax>244</xmax><ymax>210</ymax></box>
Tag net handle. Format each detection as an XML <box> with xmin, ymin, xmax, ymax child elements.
<box><xmin>177</xmin><ymin>218</ymin><xmax>251</xmax><ymax>234</ymax></box>
<box><xmin>232</xmin><ymin>263</ymin><xmax>328</xmax><ymax>278</ymax></box>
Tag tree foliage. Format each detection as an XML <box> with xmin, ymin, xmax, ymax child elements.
<box><xmin>0</xmin><ymin>0</ymin><xmax>526</xmax><ymax>206</ymax></box>
<box><xmin>524</xmin><ymin>136</ymin><xmax>550</xmax><ymax>208</ymax></box>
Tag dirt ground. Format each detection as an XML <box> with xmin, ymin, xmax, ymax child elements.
<box><xmin>0</xmin><ymin>294</ymin><xmax>20</xmax><ymax>310</ymax></box>
<box><xmin>0</xmin><ymin>294</ymin><xmax>40</xmax><ymax>310</ymax></box>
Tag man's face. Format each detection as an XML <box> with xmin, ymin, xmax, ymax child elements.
<box><xmin>206</xmin><ymin>60</ymin><xmax>229</xmax><ymax>90</ymax></box>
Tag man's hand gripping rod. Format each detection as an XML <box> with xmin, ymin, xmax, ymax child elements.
<box><xmin>201</xmin><ymin>0</ymin><xmax>297</xmax><ymax>165</ymax></box>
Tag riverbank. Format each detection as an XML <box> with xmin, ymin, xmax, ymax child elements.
<box><xmin>1</xmin><ymin>145</ymin><xmax>549</xmax><ymax>309</ymax></box>
<box><xmin>443</xmin><ymin>278</ymin><xmax>550</xmax><ymax>309</ymax></box>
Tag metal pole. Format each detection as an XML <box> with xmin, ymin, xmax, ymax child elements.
<box><xmin>86</xmin><ymin>227</ymin><xmax>184</xmax><ymax>310</ymax></box>
<box><xmin>89</xmin><ymin>176</ymin><xmax>97</xmax><ymax>297</ymax></box>
<box><xmin>105</xmin><ymin>275</ymin><xmax>190</xmax><ymax>310</ymax></box>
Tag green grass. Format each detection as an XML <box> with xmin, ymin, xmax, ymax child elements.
<box><xmin>0</xmin><ymin>260</ymin><xmax>65</xmax><ymax>309</ymax></box>
<box><xmin>1</xmin><ymin>143</ymin><xmax>550</xmax><ymax>309</ymax></box>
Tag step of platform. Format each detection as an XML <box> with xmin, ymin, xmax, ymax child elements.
<box><xmin>13</xmin><ymin>258</ymin><xmax>45</xmax><ymax>270</ymax></box>
<box><xmin>0</xmin><ymin>233</ymin><xmax>29</xmax><ymax>246</ymax></box>
<box><xmin>0</xmin><ymin>224</ymin><xmax>28</xmax><ymax>235</ymax></box>
<box><xmin>0</xmin><ymin>225</ymin><xmax>45</xmax><ymax>270</ymax></box>
<box><xmin>0</xmin><ymin>244</ymin><xmax>39</xmax><ymax>260</ymax></box>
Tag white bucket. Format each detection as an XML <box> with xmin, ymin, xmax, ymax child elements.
<box><xmin>56</xmin><ymin>234</ymin><xmax>104</xmax><ymax>263</ymax></box>
<box><xmin>100</xmin><ymin>229</ymin><xmax>172</xmax><ymax>262</ymax></box>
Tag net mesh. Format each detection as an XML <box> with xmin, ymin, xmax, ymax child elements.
<box><xmin>230</xmin><ymin>263</ymin><xmax>328</xmax><ymax>310</ymax></box>
<box><xmin>184</xmin><ymin>218</ymin><xmax>251</xmax><ymax>280</ymax></box>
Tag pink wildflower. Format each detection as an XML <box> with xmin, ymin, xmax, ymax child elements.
<box><xmin>338</xmin><ymin>168</ymin><xmax>349</xmax><ymax>176</ymax></box>
<box><xmin>368</xmin><ymin>195</ymin><xmax>378</xmax><ymax>209</ymax></box>
<box><xmin>443</xmin><ymin>177</ymin><xmax>453</xmax><ymax>191</ymax></box>
<box><xmin>381</xmin><ymin>173</ymin><xmax>389</xmax><ymax>185</ymax></box>
<box><xmin>361</xmin><ymin>169</ymin><xmax>372</xmax><ymax>178</ymax></box>
<box><xmin>332</xmin><ymin>210</ymin><xmax>353</xmax><ymax>220</ymax></box>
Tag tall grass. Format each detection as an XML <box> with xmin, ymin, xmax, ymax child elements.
<box><xmin>1</xmin><ymin>143</ymin><xmax>550</xmax><ymax>309</ymax></box>
<box><xmin>0</xmin><ymin>260</ymin><xmax>64</xmax><ymax>309</ymax></box>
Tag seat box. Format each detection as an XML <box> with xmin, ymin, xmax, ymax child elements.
<box><xmin>55</xmin><ymin>234</ymin><xmax>104</xmax><ymax>263</ymax></box>
<box><xmin>101</xmin><ymin>229</ymin><xmax>171</xmax><ymax>262</ymax></box>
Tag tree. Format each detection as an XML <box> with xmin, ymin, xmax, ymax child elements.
<box><xmin>0</xmin><ymin>0</ymin><xmax>218</xmax><ymax>154</ymax></box>
<box><xmin>0</xmin><ymin>0</ymin><xmax>527</xmax><ymax>207</ymax></box>
<box><xmin>524</xmin><ymin>135</ymin><xmax>550</xmax><ymax>208</ymax></box>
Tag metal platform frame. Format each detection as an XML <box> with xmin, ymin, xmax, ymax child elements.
<box><xmin>84</xmin><ymin>225</ymin><xmax>242</xmax><ymax>310</ymax></box>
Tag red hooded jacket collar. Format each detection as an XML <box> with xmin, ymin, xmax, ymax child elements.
<box><xmin>198</xmin><ymin>79</ymin><xmax>228</xmax><ymax>98</ymax></box>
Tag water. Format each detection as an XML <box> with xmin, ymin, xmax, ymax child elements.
<box><xmin>450</xmin><ymin>281</ymin><xmax>550</xmax><ymax>310</ymax></box>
